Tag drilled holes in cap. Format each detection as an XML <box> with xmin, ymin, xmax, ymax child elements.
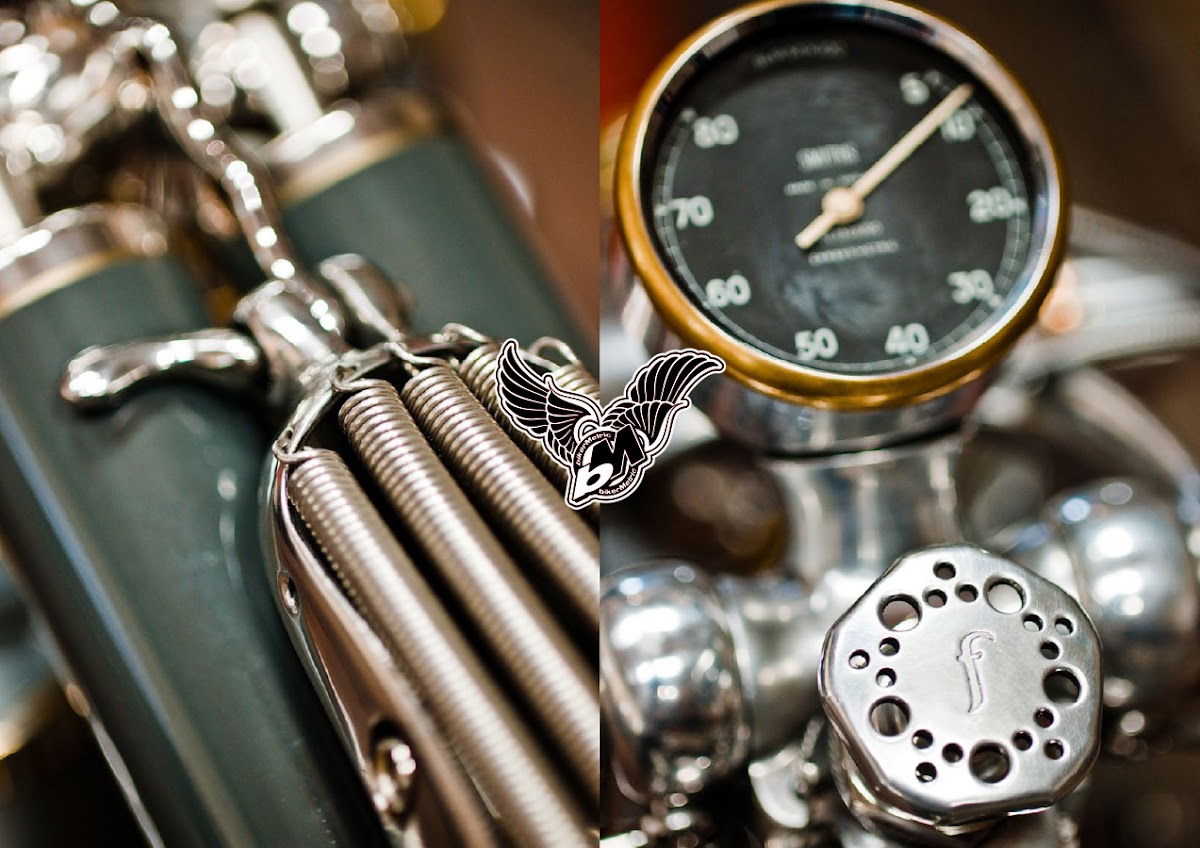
<box><xmin>969</xmin><ymin>743</ymin><xmax>1011</xmax><ymax>784</ymax></box>
<box><xmin>869</xmin><ymin>698</ymin><xmax>910</xmax><ymax>737</ymax></box>
<box><xmin>916</xmin><ymin>762</ymin><xmax>937</xmax><ymax>783</ymax></box>
<box><xmin>1055</xmin><ymin>617</ymin><xmax>1074</xmax><ymax>635</ymax></box>
<box><xmin>1045</xmin><ymin>740</ymin><xmax>1065</xmax><ymax>760</ymax></box>
<box><xmin>1013</xmin><ymin>731</ymin><xmax>1033</xmax><ymax>751</ymax></box>
<box><xmin>880</xmin><ymin>596</ymin><xmax>921</xmax><ymax>631</ymax></box>
<box><xmin>849</xmin><ymin>650</ymin><xmax>869</xmax><ymax>669</ymax></box>
<box><xmin>1023</xmin><ymin>613</ymin><xmax>1043</xmax><ymax>632</ymax></box>
<box><xmin>1040</xmin><ymin>641</ymin><xmax>1060</xmax><ymax>660</ymax></box>
<box><xmin>1045</xmin><ymin>669</ymin><xmax>1082</xmax><ymax>705</ymax></box>
<box><xmin>957</xmin><ymin>583</ymin><xmax>978</xmax><ymax>603</ymax></box>
<box><xmin>1035</xmin><ymin>708</ymin><xmax>1055</xmax><ymax>728</ymax></box>
<box><xmin>912</xmin><ymin>729</ymin><xmax>933</xmax><ymax>749</ymax></box>
<box><xmin>924</xmin><ymin>588</ymin><xmax>947</xmax><ymax>608</ymax></box>
<box><xmin>934</xmin><ymin>562</ymin><xmax>956</xmax><ymax>580</ymax></box>
<box><xmin>985</xmin><ymin>578</ymin><xmax>1025</xmax><ymax>614</ymax></box>
<box><xmin>876</xmin><ymin>668</ymin><xmax>896</xmax><ymax>688</ymax></box>
<box><xmin>879</xmin><ymin>637</ymin><xmax>899</xmax><ymax>657</ymax></box>
<box><xmin>942</xmin><ymin>743</ymin><xmax>963</xmax><ymax>763</ymax></box>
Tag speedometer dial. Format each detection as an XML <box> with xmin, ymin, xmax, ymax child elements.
<box><xmin>617</xmin><ymin>0</ymin><xmax>1065</xmax><ymax>409</ymax></box>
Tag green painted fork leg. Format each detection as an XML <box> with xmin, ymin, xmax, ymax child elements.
<box><xmin>0</xmin><ymin>254</ymin><xmax>385</xmax><ymax>848</ymax></box>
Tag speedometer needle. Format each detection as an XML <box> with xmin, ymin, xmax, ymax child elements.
<box><xmin>794</xmin><ymin>82</ymin><xmax>974</xmax><ymax>250</ymax></box>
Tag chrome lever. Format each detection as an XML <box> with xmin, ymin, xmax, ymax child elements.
<box><xmin>318</xmin><ymin>254</ymin><xmax>412</xmax><ymax>345</ymax></box>
<box><xmin>61</xmin><ymin>329</ymin><xmax>264</xmax><ymax>410</ymax></box>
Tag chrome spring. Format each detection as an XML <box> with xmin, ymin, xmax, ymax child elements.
<box><xmin>339</xmin><ymin>380</ymin><xmax>600</xmax><ymax>805</ymax></box>
<box><xmin>401</xmin><ymin>364</ymin><xmax>600</xmax><ymax>634</ymax></box>
<box><xmin>287</xmin><ymin>450</ymin><xmax>592</xmax><ymax>848</ymax></box>
<box><xmin>457</xmin><ymin>342</ymin><xmax>569</xmax><ymax>490</ymax></box>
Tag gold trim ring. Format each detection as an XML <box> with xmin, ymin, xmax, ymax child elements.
<box><xmin>615</xmin><ymin>0</ymin><xmax>1066</xmax><ymax>410</ymax></box>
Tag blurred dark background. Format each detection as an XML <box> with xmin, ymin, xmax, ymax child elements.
<box><xmin>424</xmin><ymin>0</ymin><xmax>599</xmax><ymax>338</ymax></box>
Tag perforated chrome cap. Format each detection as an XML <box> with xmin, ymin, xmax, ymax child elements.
<box><xmin>819</xmin><ymin>545</ymin><xmax>1101</xmax><ymax>828</ymax></box>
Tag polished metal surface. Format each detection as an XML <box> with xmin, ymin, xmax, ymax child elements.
<box><xmin>746</xmin><ymin>721</ymin><xmax>830</xmax><ymax>837</ymax></box>
<box><xmin>766</xmin><ymin>433</ymin><xmax>964</xmax><ymax>588</ymax></box>
<box><xmin>0</xmin><ymin>6</ymin><xmax>140</xmax><ymax>183</ymax></box>
<box><xmin>835</xmin><ymin>804</ymin><xmax>1070</xmax><ymax>848</ymax></box>
<box><xmin>370</xmin><ymin>737</ymin><xmax>417</xmax><ymax>822</ymax></box>
<box><xmin>457</xmin><ymin>340</ymin><xmax>572</xmax><ymax>490</ymax></box>
<box><xmin>319</xmin><ymin>254</ymin><xmax>411</xmax><ymax>343</ymax></box>
<box><xmin>61</xmin><ymin>329</ymin><xmax>263</xmax><ymax>410</ymax></box>
<box><xmin>599</xmin><ymin>199</ymin><xmax>1200</xmax><ymax>842</ymax></box>
<box><xmin>62</xmin><ymin>272</ymin><xmax>350</xmax><ymax>411</ymax></box>
<box><xmin>1007</xmin><ymin>479</ymin><xmax>1200</xmax><ymax>713</ymax></box>
<box><xmin>0</xmin><ymin>204</ymin><xmax>167</xmax><ymax>313</ymax></box>
<box><xmin>0</xmin><ymin>167</ymin><xmax>41</xmax><ymax>244</ymax></box>
<box><xmin>820</xmin><ymin>545</ymin><xmax>1102</xmax><ymax>829</ymax></box>
<box><xmin>287</xmin><ymin>448</ymin><xmax>593</xmax><ymax>848</ymax></box>
<box><xmin>261</xmin><ymin>89</ymin><xmax>444</xmax><ymax>203</ymax></box>
<box><xmin>600</xmin><ymin>561</ymin><xmax>749</xmax><ymax>800</ymax></box>
<box><xmin>161</xmin><ymin>0</ymin><xmax>402</xmax><ymax>125</ymax></box>
<box><xmin>227</xmin><ymin>11</ymin><xmax>327</xmax><ymax>134</ymax></box>
<box><xmin>401</xmin><ymin>362</ymin><xmax>600</xmax><ymax>631</ymax></box>
<box><xmin>232</xmin><ymin>277</ymin><xmax>348</xmax><ymax>404</ymax></box>
<box><xmin>599</xmin><ymin>433</ymin><xmax>969</xmax><ymax>804</ymax></box>
<box><xmin>111</xmin><ymin>17</ymin><xmax>320</xmax><ymax>289</ymax></box>
<box><xmin>339</xmin><ymin>378</ymin><xmax>600</xmax><ymax>805</ymax></box>
<box><xmin>973</xmin><ymin>366</ymin><xmax>1200</xmax><ymax>544</ymax></box>
<box><xmin>267</xmin><ymin>457</ymin><xmax>499</xmax><ymax>848</ymax></box>
<box><xmin>1000</xmin><ymin>208</ymin><xmax>1200</xmax><ymax>382</ymax></box>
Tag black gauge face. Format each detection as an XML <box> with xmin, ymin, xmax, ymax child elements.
<box><xmin>642</xmin><ymin>11</ymin><xmax>1045</xmax><ymax>375</ymax></box>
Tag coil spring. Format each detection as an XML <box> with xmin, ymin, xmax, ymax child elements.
<box><xmin>287</xmin><ymin>450</ymin><xmax>591</xmax><ymax>848</ymax></box>
<box><xmin>457</xmin><ymin>343</ymin><xmax>569</xmax><ymax>490</ymax></box>
<box><xmin>339</xmin><ymin>380</ymin><xmax>599</xmax><ymax>804</ymax></box>
<box><xmin>401</xmin><ymin>364</ymin><xmax>600</xmax><ymax>633</ymax></box>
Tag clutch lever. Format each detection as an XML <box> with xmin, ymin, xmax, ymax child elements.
<box><xmin>62</xmin><ymin>329</ymin><xmax>264</xmax><ymax>411</ymax></box>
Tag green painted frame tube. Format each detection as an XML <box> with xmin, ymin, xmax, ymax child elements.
<box><xmin>0</xmin><ymin>248</ymin><xmax>386</xmax><ymax>847</ymax></box>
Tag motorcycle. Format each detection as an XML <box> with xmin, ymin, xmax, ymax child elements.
<box><xmin>599</xmin><ymin>2</ymin><xmax>1200</xmax><ymax>846</ymax></box>
<box><xmin>0</xmin><ymin>2</ymin><xmax>597</xmax><ymax>845</ymax></box>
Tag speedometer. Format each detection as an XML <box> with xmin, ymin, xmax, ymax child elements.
<box><xmin>616</xmin><ymin>0</ymin><xmax>1065</xmax><ymax>409</ymax></box>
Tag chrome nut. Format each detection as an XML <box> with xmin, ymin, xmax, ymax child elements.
<box><xmin>819</xmin><ymin>544</ymin><xmax>1101</xmax><ymax>829</ymax></box>
<box><xmin>600</xmin><ymin>562</ymin><xmax>750</xmax><ymax>800</ymax></box>
<box><xmin>1033</xmin><ymin>479</ymin><xmax>1200</xmax><ymax>709</ymax></box>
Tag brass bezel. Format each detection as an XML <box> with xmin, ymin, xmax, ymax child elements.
<box><xmin>615</xmin><ymin>0</ymin><xmax>1067</xmax><ymax>410</ymax></box>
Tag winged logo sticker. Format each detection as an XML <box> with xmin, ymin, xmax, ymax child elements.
<box><xmin>495</xmin><ymin>339</ymin><xmax>725</xmax><ymax>509</ymax></box>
